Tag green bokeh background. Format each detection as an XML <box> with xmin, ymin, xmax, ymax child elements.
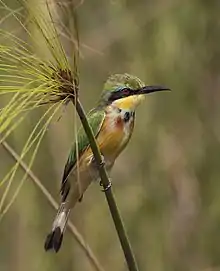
<box><xmin>1</xmin><ymin>1</ymin><xmax>220</xmax><ymax>270</ymax></box>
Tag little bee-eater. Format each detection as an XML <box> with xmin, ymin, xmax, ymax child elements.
<box><xmin>44</xmin><ymin>73</ymin><xmax>169</xmax><ymax>252</ymax></box>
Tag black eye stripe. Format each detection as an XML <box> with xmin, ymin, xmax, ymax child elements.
<box><xmin>108</xmin><ymin>87</ymin><xmax>131</xmax><ymax>103</ymax></box>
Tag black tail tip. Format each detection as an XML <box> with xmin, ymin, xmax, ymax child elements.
<box><xmin>44</xmin><ymin>227</ymin><xmax>63</xmax><ymax>253</ymax></box>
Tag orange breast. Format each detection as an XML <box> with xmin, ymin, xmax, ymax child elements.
<box><xmin>96</xmin><ymin>114</ymin><xmax>134</xmax><ymax>163</ymax></box>
<box><xmin>79</xmin><ymin>111</ymin><xmax>134</xmax><ymax>169</ymax></box>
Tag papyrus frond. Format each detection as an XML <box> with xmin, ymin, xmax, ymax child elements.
<box><xmin>0</xmin><ymin>0</ymin><xmax>80</xmax><ymax>216</ymax></box>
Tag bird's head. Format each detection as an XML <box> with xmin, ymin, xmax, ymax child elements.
<box><xmin>98</xmin><ymin>73</ymin><xmax>170</xmax><ymax>110</ymax></box>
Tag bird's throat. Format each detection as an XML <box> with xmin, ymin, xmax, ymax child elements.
<box><xmin>106</xmin><ymin>105</ymin><xmax>135</xmax><ymax>131</ymax></box>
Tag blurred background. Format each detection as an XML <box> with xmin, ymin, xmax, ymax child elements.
<box><xmin>1</xmin><ymin>0</ymin><xmax>220</xmax><ymax>270</ymax></box>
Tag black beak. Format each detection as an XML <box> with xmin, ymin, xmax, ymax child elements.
<box><xmin>108</xmin><ymin>85</ymin><xmax>170</xmax><ymax>103</ymax></box>
<box><xmin>133</xmin><ymin>85</ymin><xmax>170</xmax><ymax>95</ymax></box>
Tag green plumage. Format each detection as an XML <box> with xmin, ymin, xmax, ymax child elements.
<box><xmin>60</xmin><ymin>73</ymin><xmax>145</xmax><ymax>200</ymax></box>
<box><xmin>98</xmin><ymin>73</ymin><xmax>145</xmax><ymax>106</ymax></box>
<box><xmin>61</xmin><ymin>108</ymin><xmax>105</xmax><ymax>200</ymax></box>
<box><xmin>45</xmin><ymin>72</ymin><xmax>169</xmax><ymax>252</ymax></box>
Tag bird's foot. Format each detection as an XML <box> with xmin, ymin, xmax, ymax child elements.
<box><xmin>99</xmin><ymin>179</ymin><xmax>112</xmax><ymax>192</ymax></box>
<box><xmin>90</xmin><ymin>154</ymin><xmax>105</xmax><ymax>169</ymax></box>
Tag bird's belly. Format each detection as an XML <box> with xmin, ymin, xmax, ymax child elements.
<box><xmin>66</xmin><ymin>152</ymin><xmax>100</xmax><ymax>208</ymax></box>
<box><xmin>65</xmin><ymin>121</ymin><xmax>134</xmax><ymax>209</ymax></box>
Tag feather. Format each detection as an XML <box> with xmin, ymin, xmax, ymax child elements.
<box><xmin>60</xmin><ymin>108</ymin><xmax>105</xmax><ymax>201</ymax></box>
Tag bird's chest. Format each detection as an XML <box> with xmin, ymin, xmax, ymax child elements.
<box><xmin>97</xmin><ymin>106</ymin><xmax>135</xmax><ymax>164</ymax></box>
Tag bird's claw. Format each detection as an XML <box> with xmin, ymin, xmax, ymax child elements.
<box><xmin>99</xmin><ymin>155</ymin><xmax>105</xmax><ymax>167</ymax></box>
<box><xmin>91</xmin><ymin>154</ymin><xmax>105</xmax><ymax>168</ymax></box>
<box><xmin>99</xmin><ymin>179</ymin><xmax>112</xmax><ymax>192</ymax></box>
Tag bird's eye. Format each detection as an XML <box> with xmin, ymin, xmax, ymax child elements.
<box><xmin>122</xmin><ymin>88</ymin><xmax>130</xmax><ymax>95</ymax></box>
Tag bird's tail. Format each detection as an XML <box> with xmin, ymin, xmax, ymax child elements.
<box><xmin>44</xmin><ymin>203</ymin><xmax>70</xmax><ymax>252</ymax></box>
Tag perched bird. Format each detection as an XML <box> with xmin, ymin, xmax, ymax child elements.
<box><xmin>44</xmin><ymin>73</ymin><xmax>169</xmax><ymax>252</ymax></box>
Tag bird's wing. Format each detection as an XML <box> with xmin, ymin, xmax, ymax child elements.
<box><xmin>60</xmin><ymin>108</ymin><xmax>105</xmax><ymax>201</ymax></box>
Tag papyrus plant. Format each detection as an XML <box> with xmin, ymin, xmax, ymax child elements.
<box><xmin>0</xmin><ymin>0</ymin><xmax>80</xmax><ymax>217</ymax></box>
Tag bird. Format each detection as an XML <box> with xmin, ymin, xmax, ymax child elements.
<box><xmin>44</xmin><ymin>73</ymin><xmax>169</xmax><ymax>252</ymax></box>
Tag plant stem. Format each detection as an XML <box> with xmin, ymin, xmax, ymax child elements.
<box><xmin>1</xmin><ymin>140</ymin><xmax>105</xmax><ymax>271</ymax></box>
<box><xmin>74</xmin><ymin>98</ymin><xmax>139</xmax><ymax>271</ymax></box>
